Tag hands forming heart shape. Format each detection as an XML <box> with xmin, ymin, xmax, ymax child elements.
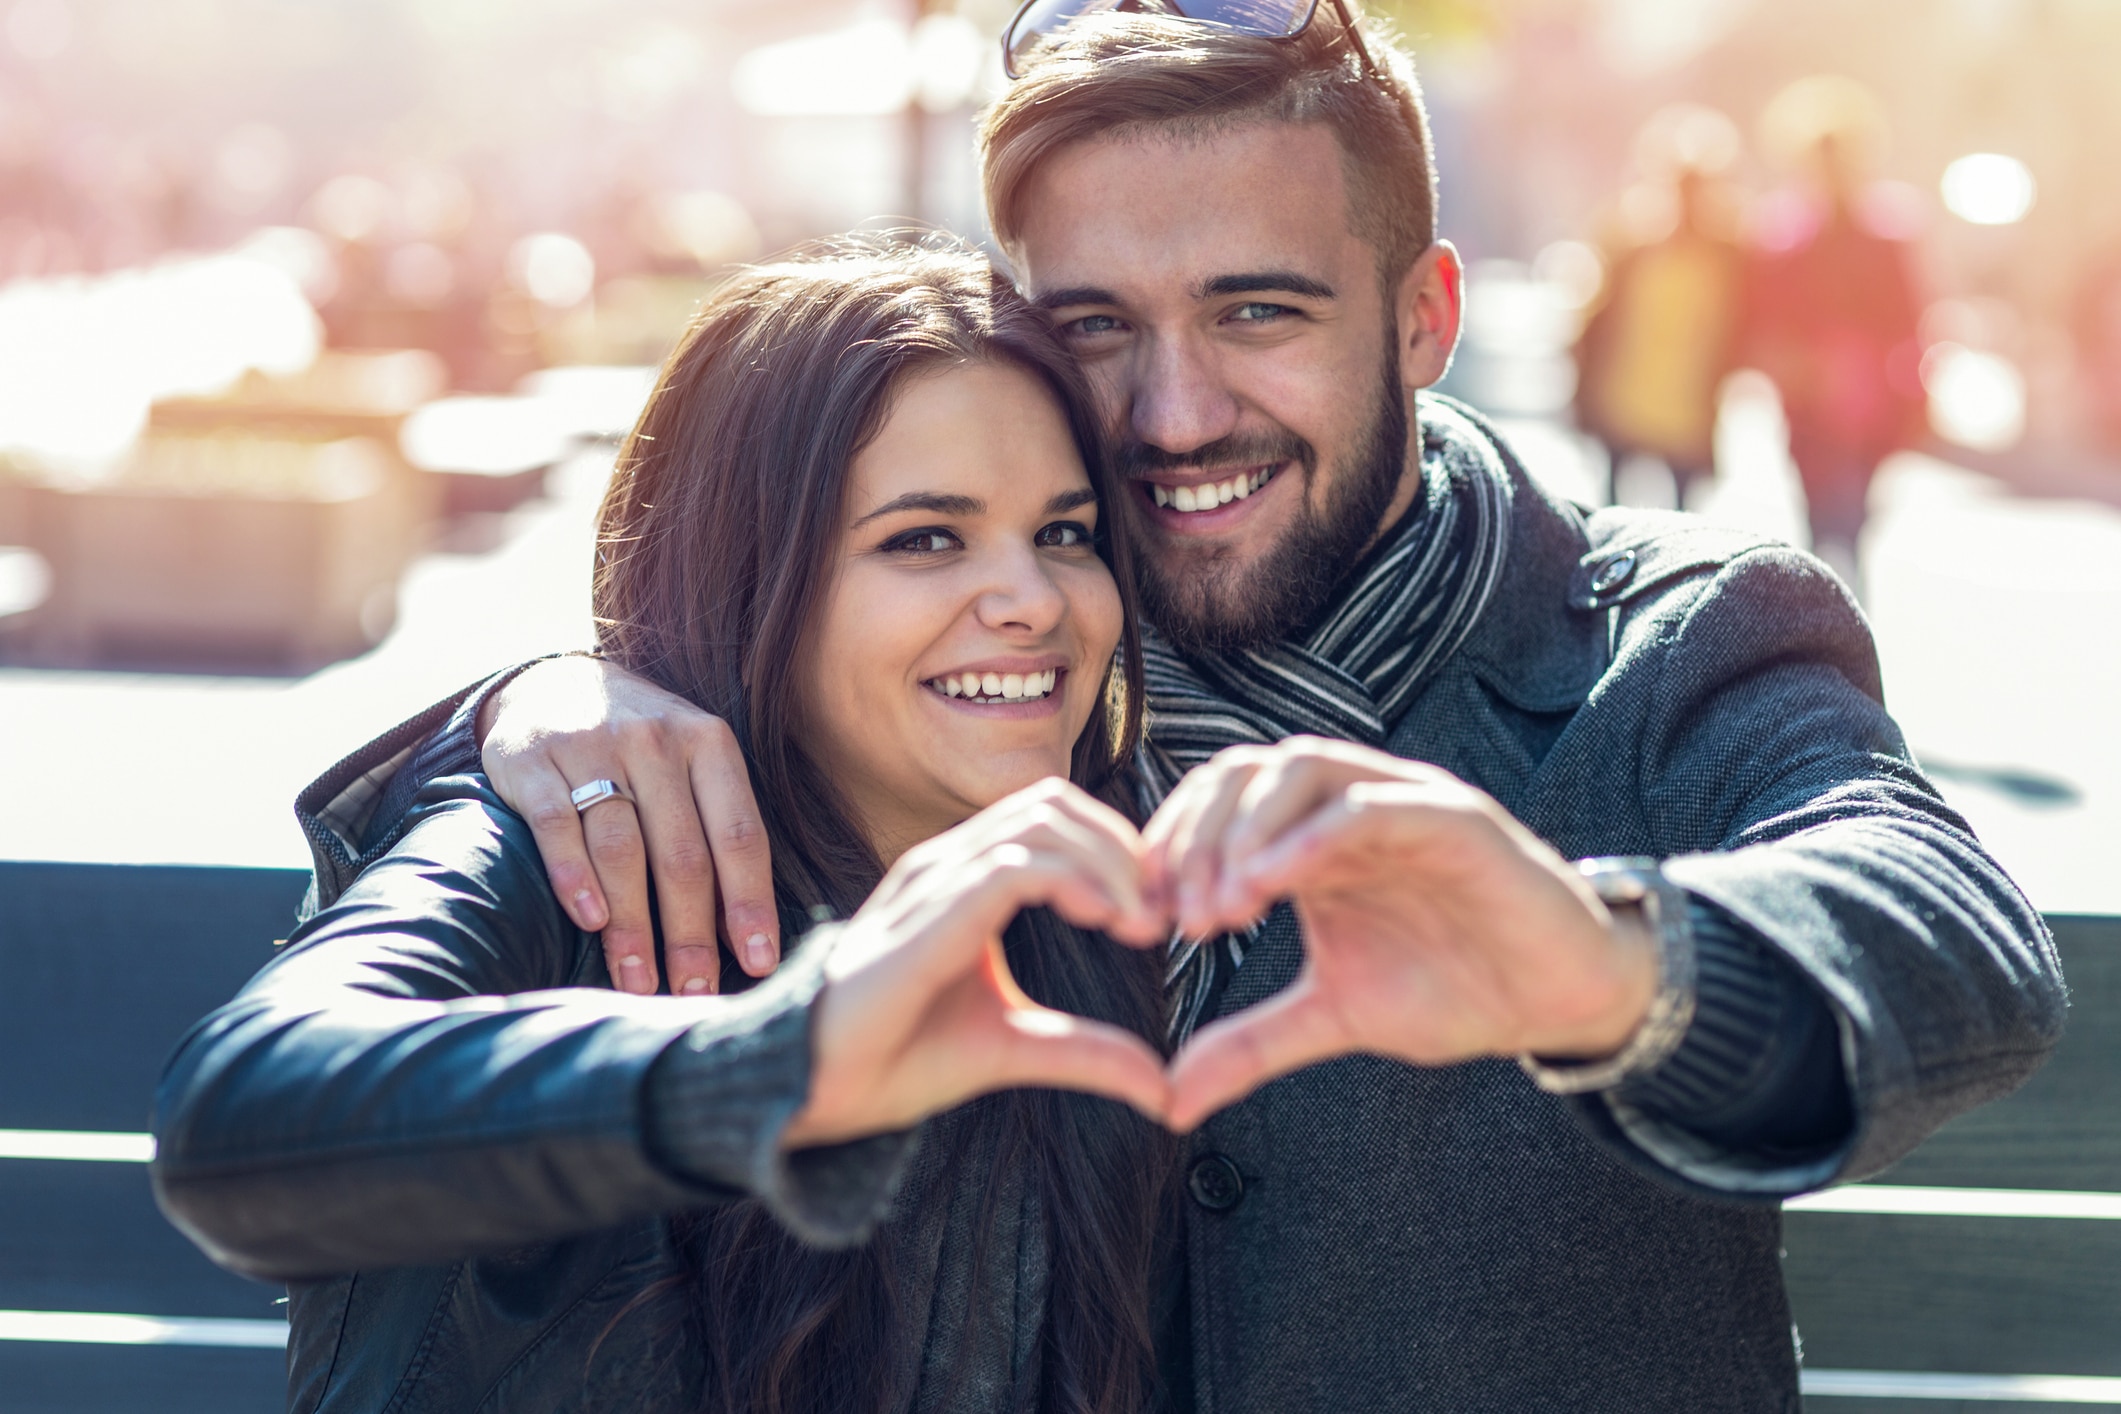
<box><xmin>782</xmin><ymin>738</ymin><xmax>1662</xmax><ymax>1149</ymax></box>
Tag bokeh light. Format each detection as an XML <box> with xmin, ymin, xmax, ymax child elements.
<box><xmin>1941</xmin><ymin>153</ymin><xmax>2037</xmax><ymax>226</ymax></box>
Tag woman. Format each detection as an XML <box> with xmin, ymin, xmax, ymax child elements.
<box><xmin>152</xmin><ymin>236</ymin><xmax>1182</xmax><ymax>1414</ymax></box>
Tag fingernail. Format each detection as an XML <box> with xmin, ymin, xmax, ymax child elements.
<box><xmin>574</xmin><ymin>889</ymin><xmax>605</xmax><ymax>927</ymax></box>
<box><xmin>744</xmin><ymin>934</ymin><xmax>776</xmax><ymax>973</ymax></box>
<box><xmin>681</xmin><ymin>976</ymin><xmax>709</xmax><ymax>995</ymax></box>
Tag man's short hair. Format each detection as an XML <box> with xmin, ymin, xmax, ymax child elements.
<box><xmin>979</xmin><ymin>7</ymin><xmax>1438</xmax><ymax>292</ymax></box>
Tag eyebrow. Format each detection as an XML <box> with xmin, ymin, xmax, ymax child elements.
<box><xmin>1197</xmin><ymin>271</ymin><xmax>1337</xmax><ymax>301</ymax></box>
<box><xmin>1033</xmin><ymin>286</ymin><xmax>1117</xmax><ymax>311</ymax></box>
<box><xmin>851</xmin><ymin>487</ymin><xmax>1097</xmax><ymax>528</ymax></box>
<box><xmin>852</xmin><ymin>492</ymin><xmax>983</xmax><ymax>528</ymax></box>
<box><xmin>1032</xmin><ymin>272</ymin><xmax>1338</xmax><ymax>310</ymax></box>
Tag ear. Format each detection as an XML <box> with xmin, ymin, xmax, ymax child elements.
<box><xmin>1393</xmin><ymin>240</ymin><xmax>1463</xmax><ymax>393</ymax></box>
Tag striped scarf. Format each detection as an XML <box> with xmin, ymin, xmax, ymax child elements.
<box><xmin>1137</xmin><ymin>399</ymin><xmax>1515</xmax><ymax>1042</ymax></box>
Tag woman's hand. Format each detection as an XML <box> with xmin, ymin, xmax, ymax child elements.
<box><xmin>783</xmin><ymin>779</ymin><xmax>1172</xmax><ymax>1148</ymax></box>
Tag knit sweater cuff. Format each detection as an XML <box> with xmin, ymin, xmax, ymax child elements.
<box><xmin>1611</xmin><ymin>899</ymin><xmax>1853</xmax><ymax>1157</ymax></box>
<box><xmin>640</xmin><ymin>926</ymin><xmax>917</xmax><ymax>1249</ymax></box>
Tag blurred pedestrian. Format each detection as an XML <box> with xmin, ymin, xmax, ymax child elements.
<box><xmin>1743</xmin><ymin>77</ymin><xmax>1926</xmax><ymax>581</ymax></box>
<box><xmin>2075</xmin><ymin>241</ymin><xmax>2121</xmax><ymax>455</ymax></box>
<box><xmin>1575</xmin><ymin>105</ymin><xmax>1748</xmax><ymax>509</ymax></box>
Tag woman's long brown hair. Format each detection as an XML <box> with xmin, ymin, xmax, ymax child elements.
<box><xmin>594</xmin><ymin>234</ymin><xmax>1174</xmax><ymax>1414</ymax></box>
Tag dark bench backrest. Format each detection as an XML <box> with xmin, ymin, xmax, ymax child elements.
<box><xmin>0</xmin><ymin>862</ymin><xmax>2112</xmax><ymax>1412</ymax></box>
<box><xmin>0</xmin><ymin>861</ymin><xmax>307</xmax><ymax>1414</ymax></box>
<box><xmin>1787</xmin><ymin>915</ymin><xmax>2121</xmax><ymax>1409</ymax></box>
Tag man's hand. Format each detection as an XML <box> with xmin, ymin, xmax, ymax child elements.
<box><xmin>478</xmin><ymin>656</ymin><xmax>776</xmax><ymax>998</ymax></box>
<box><xmin>784</xmin><ymin>779</ymin><xmax>1171</xmax><ymax>1148</ymax></box>
<box><xmin>1143</xmin><ymin>737</ymin><xmax>1658</xmax><ymax>1132</ymax></box>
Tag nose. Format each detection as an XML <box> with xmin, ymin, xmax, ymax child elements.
<box><xmin>1127</xmin><ymin>332</ymin><xmax>1240</xmax><ymax>458</ymax></box>
<box><xmin>975</xmin><ymin>543</ymin><xmax>1069</xmax><ymax>639</ymax></box>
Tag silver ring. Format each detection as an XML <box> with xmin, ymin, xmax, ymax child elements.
<box><xmin>569</xmin><ymin>778</ymin><xmax>634</xmax><ymax>814</ymax></box>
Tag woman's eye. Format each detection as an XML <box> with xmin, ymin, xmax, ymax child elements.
<box><xmin>1036</xmin><ymin>520</ymin><xmax>1094</xmax><ymax>549</ymax></box>
<box><xmin>882</xmin><ymin>528</ymin><xmax>961</xmax><ymax>556</ymax></box>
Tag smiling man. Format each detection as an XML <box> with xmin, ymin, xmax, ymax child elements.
<box><xmin>288</xmin><ymin>6</ymin><xmax>2061</xmax><ymax>1411</ymax></box>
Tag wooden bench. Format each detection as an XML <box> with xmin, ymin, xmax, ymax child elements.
<box><xmin>0</xmin><ymin>859</ymin><xmax>2111</xmax><ymax>1411</ymax></box>
<box><xmin>0</xmin><ymin>861</ymin><xmax>304</xmax><ymax>1414</ymax></box>
<box><xmin>1787</xmin><ymin>914</ymin><xmax>2121</xmax><ymax>1410</ymax></box>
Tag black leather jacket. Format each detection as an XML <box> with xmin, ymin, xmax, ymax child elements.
<box><xmin>151</xmin><ymin>778</ymin><xmax>1053</xmax><ymax>1414</ymax></box>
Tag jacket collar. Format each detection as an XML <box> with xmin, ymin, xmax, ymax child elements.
<box><xmin>1422</xmin><ymin>395</ymin><xmax>1604</xmax><ymax>714</ymax></box>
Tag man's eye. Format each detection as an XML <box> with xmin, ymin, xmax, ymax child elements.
<box><xmin>882</xmin><ymin>528</ymin><xmax>961</xmax><ymax>555</ymax></box>
<box><xmin>1229</xmin><ymin>302</ymin><xmax>1292</xmax><ymax>324</ymax></box>
<box><xmin>1036</xmin><ymin>520</ymin><xmax>1094</xmax><ymax>549</ymax></box>
<box><xmin>1065</xmin><ymin>314</ymin><xmax>1126</xmax><ymax>338</ymax></box>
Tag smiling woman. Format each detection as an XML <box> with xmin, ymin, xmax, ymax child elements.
<box><xmin>151</xmin><ymin>236</ymin><xmax>1178</xmax><ymax>1414</ymax></box>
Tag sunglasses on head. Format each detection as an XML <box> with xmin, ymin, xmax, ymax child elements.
<box><xmin>1001</xmin><ymin>0</ymin><xmax>1381</xmax><ymax>81</ymax></box>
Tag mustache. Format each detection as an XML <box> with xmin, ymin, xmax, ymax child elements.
<box><xmin>1114</xmin><ymin>428</ymin><xmax>1315</xmax><ymax>481</ymax></box>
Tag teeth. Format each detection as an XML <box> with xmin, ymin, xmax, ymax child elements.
<box><xmin>930</xmin><ymin>668</ymin><xmax>1061</xmax><ymax>702</ymax></box>
<box><xmin>1156</xmin><ymin>466</ymin><xmax>1275</xmax><ymax>515</ymax></box>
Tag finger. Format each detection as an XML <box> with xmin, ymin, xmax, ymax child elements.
<box><xmin>1008</xmin><ymin>792</ymin><xmax>1163</xmax><ymax>944</ymax></box>
<box><xmin>990</xmin><ymin>1007</ymin><xmax>1172</xmax><ymax>1123</ymax></box>
<box><xmin>1140</xmin><ymin>754</ymin><xmax>1258</xmax><ymax>927</ymax></box>
<box><xmin>690</xmin><ymin>721</ymin><xmax>780</xmax><ymax>976</ymax></box>
<box><xmin>1167</xmin><ymin>761</ymin><xmax>1261</xmax><ymax>937</ymax></box>
<box><xmin>630</xmin><ymin>770</ymin><xmax>721</xmax><ymax>997</ymax></box>
<box><xmin>1166</xmin><ymin>980</ymin><xmax>1347</xmax><ymax>1132</ymax></box>
<box><xmin>894</xmin><ymin>847</ymin><xmax>1127</xmax><ymax>985</ymax></box>
<box><xmin>491</xmin><ymin>754</ymin><xmax>611</xmax><ymax>933</ymax></box>
<box><xmin>580</xmin><ymin>796</ymin><xmax>667</xmax><ymax>996</ymax></box>
<box><xmin>1211</xmin><ymin>749</ymin><xmax>1350</xmax><ymax>918</ymax></box>
<box><xmin>1234</xmin><ymin>782</ymin><xmax>1457</xmax><ymax>905</ymax></box>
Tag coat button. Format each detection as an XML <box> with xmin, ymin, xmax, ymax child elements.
<box><xmin>1590</xmin><ymin>549</ymin><xmax>1637</xmax><ymax>595</ymax></box>
<box><xmin>1188</xmin><ymin>1153</ymin><xmax>1245</xmax><ymax>1212</ymax></box>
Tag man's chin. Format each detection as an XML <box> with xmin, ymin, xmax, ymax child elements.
<box><xmin>1137</xmin><ymin>550</ymin><xmax>1335</xmax><ymax>656</ymax></box>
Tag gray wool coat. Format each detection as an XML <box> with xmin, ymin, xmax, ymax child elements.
<box><xmin>152</xmin><ymin>407</ymin><xmax>2061</xmax><ymax>1414</ymax></box>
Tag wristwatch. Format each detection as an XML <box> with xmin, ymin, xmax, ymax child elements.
<box><xmin>1517</xmin><ymin>857</ymin><xmax>1699</xmax><ymax>1096</ymax></box>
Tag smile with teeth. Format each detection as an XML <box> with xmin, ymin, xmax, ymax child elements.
<box><xmin>928</xmin><ymin>668</ymin><xmax>1060</xmax><ymax>703</ymax></box>
<box><xmin>1149</xmin><ymin>465</ymin><xmax>1275</xmax><ymax>514</ymax></box>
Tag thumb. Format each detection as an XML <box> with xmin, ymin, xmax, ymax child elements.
<box><xmin>1166</xmin><ymin>979</ymin><xmax>1348</xmax><ymax>1132</ymax></box>
<box><xmin>990</xmin><ymin>1007</ymin><xmax>1173</xmax><ymax>1124</ymax></box>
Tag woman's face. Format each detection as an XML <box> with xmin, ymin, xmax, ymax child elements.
<box><xmin>801</xmin><ymin>359</ymin><xmax>1124</xmax><ymax>861</ymax></box>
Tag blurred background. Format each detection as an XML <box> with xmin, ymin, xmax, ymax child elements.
<box><xmin>0</xmin><ymin>0</ymin><xmax>2114</xmax><ymax>915</ymax></box>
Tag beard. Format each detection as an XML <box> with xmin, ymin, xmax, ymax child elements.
<box><xmin>1119</xmin><ymin>360</ymin><xmax>1411</xmax><ymax>657</ymax></box>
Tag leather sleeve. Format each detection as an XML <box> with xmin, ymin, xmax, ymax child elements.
<box><xmin>152</xmin><ymin>775</ymin><xmax>911</xmax><ymax>1282</ymax></box>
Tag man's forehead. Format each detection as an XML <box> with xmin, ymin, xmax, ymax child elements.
<box><xmin>1009</xmin><ymin>122</ymin><xmax>1362</xmax><ymax>302</ymax></box>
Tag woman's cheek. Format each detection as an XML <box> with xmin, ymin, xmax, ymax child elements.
<box><xmin>1066</xmin><ymin>559</ymin><xmax>1125</xmax><ymax>664</ymax></box>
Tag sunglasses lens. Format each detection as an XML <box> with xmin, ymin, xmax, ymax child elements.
<box><xmin>1003</xmin><ymin>0</ymin><xmax>1318</xmax><ymax>77</ymax></box>
<box><xmin>1004</xmin><ymin>0</ymin><xmax>1122</xmax><ymax>77</ymax></box>
<box><xmin>1168</xmin><ymin>0</ymin><xmax>1316</xmax><ymax>38</ymax></box>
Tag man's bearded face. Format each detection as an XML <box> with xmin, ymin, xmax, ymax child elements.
<box><xmin>1115</xmin><ymin>355</ymin><xmax>1408</xmax><ymax>654</ymax></box>
<box><xmin>1009</xmin><ymin>121</ymin><xmax>1449</xmax><ymax>656</ymax></box>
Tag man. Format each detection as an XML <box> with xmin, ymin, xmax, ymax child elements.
<box><xmin>297</xmin><ymin>7</ymin><xmax>2059</xmax><ymax>1410</ymax></box>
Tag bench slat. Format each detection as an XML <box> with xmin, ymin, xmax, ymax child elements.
<box><xmin>0</xmin><ymin>1160</ymin><xmax>275</xmax><ymax>1319</ymax></box>
<box><xmin>1786</xmin><ymin>1210</ymin><xmax>2121</xmax><ymax>1378</ymax></box>
<box><xmin>0</xmin><ymin>861</ymin><xmax>306</xmax><ymax>1132</ymax></box>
